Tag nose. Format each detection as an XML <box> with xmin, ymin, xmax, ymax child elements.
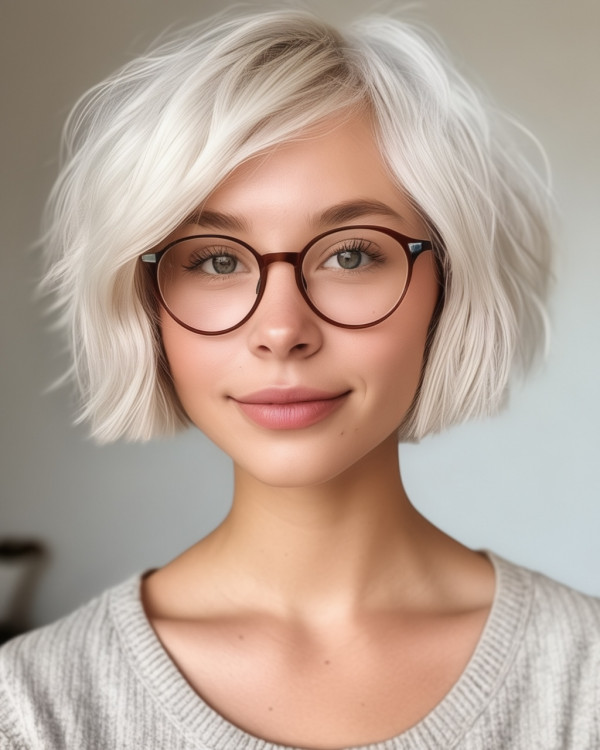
<box><xmin>246</xmin><ymin>261</ymin><xmax>323</xmax><ymax>360</ymax></box>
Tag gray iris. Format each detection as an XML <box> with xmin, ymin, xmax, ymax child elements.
<box><xmin>337</xmin><ymin>250</ymin><xmax>361</xmax><ymax>269</ymax></box>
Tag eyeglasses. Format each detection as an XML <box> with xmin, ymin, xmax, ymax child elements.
<box><xmin>141</xmin><ymin>225</ymin><xmax>433</xmax><ymax>335</ymax></box>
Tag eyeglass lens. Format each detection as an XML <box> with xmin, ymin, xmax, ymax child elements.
<box><xmin>156</xmin><ymin>228</ymin><xmax>411</xmax><ymax>333</ymax></box>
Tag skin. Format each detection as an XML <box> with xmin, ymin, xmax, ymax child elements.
<box><xmin>143</xmin><ymin>115</ymin><xmax>495</xmax><ymax>749</ymax></box>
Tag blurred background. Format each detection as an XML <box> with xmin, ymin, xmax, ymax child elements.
<box><xmin>1</xmin><ymin>0</ymin><xmax>599</xmax><ymax>632</ymax></box>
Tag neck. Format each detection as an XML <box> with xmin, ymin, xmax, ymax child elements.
<box><xmin>188</xmin><ymin>435</ymin><xmax>454</xmax><ymax>618</ymax></box>
<box><xmin>146</xmin><ymin>434</ymin><xmax>493</xmax><ymax>622</ymax></box>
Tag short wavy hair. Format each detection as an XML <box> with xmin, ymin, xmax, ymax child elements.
<box><xmin>42</xmin><ymin>9</ymin><xmax>553</xmax><ymax>443</ymax></box>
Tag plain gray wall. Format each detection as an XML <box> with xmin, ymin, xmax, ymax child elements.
<box><xmin>1</xmin><ymin>0</ymin><xmax>599</xmax><ymax>628</ymax></box>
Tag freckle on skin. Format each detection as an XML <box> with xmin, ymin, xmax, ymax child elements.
<box><xmin>238</xmin><ymin>634</ymin><xmax>244</xmax><ymax>640</ymax></box>
<box><xmin>268</xmin><ymin>706</ymin><xmax>273</xmax><ymax>712</ymax></box>
<box><xmin>324</xmin><ymin>659</ymin><xmax>331</xmax><ymax>665</ymax></box>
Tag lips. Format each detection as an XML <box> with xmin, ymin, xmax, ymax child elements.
<box><xmin>232</xmin><ymin>387</ymin><xmax>349</xmax><ymax>429</ymax></box>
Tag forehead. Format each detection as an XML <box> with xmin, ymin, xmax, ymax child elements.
<box><xmin>197</xmin><ymin>115</ymin><xmax>427</xmax><ymax>238</ymax></box>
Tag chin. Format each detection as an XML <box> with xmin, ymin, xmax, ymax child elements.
<box><xmin>232</xmin><ymin>432</ymin><xmax>398</xmax><ymax>491</ymax></box>
<box><xmin>245</xmin><ymin>465</ymin><xmax>344</xmax><ymax>490</ymax></box>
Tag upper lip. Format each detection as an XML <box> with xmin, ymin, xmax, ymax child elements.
<box><xmin>233</xmin><ymin>387</ymin><xmax>349</xmax><ymax>404</ymax></box>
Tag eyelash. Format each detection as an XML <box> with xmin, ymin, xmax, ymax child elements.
<box><xmin>326</xmin><ymin>241</ymin><xmax>386</xmax><ymax>266</ymax></box>
<box><xmin>183</xmin><ymin>248</ymin><xmax>239</xmax><ymax>272</ymax></box>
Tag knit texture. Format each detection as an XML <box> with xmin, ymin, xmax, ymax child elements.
<box><xmin>1</xmin><ymin>553</ymin><xmax>599</xmax><ymax>749</ymax></box>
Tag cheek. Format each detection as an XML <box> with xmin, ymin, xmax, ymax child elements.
<box><xmin>365</xmin><ymin>256</ymin><xmax>439</xmax><ymax>410</ymax></box>
<box><xmin>160</xmin><ymin>313</ymin><xmax>196</xmax><ymax>391</ymax></box>
<box><xmin>159</xmin><ymin>312</ymin><xmax>224</xmax><ymax>416</ymax></box>
<box><xmin>357</xmin><ymin>323</ymin><xmax>428</xmax><ymax>427</ymax></box>
<box><xmin>160</xmin><ymin>312</ymin><xmax>256</xmax><ymax>448</ymax></box>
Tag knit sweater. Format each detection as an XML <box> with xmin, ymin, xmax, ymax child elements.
<box><xmin>0</xmin><ymin>553</ymin><xmax>599</xmax><ymax>749</ymax></box>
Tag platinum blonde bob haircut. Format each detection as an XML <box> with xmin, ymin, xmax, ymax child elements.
<box><xmin>43</xmin><ymin>9</ymin><xmax>553</xmax><ymax>443</ymax></box>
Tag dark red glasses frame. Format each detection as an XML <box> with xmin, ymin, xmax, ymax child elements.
<box><xmin>140</xmin><ymin>224</ymin><xmax>433</xmax><ymax>335</ymax></box>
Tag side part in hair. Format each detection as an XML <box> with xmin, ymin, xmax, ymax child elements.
<box><xmin>41</xmin><ymin>10</ymin><xmax>553</xmax><ymax>442</ymax></box>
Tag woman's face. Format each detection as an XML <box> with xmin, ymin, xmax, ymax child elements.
<box><xmin>160</xmin><ymin>116</ymin><xmax>440</xmax><ymax>488</ymax></box>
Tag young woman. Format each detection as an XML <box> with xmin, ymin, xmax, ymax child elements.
<box><xmin>1</xmin><ymin>10</ymin><xmax>598</xmax><ymax>750</ymax></box>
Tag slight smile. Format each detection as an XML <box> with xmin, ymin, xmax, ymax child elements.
<box><xmin>231</xmin><ymin>388</ymin><xmax>350</xmax><ymax>430</ymax></box>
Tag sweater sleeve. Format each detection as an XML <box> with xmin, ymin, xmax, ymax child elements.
<box><xmin>0</xmin><ymin>662</ymin><xmax>30</xmax><ymax>750</ymax></box>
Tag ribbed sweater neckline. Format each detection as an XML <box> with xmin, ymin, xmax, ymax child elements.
<box><xmin>109</xmin><ymin>551</ymin><xmax>533</xmax><ymax>750</ymax></box>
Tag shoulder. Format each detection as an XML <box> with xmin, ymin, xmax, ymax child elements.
<box><xmin>0</xmin><ymin>575</ymin><xmax>140</xmax><ymax>749</ymax></box>
<box><xmin>0</xmin><ymin>575</ymin><xmax>138</xmax><ymax>680</ymax></box>
<box><xmin>525</xmin><ymin>562</ymin><xmax>600</xmax><ymax>683</ymax></box>
<box><xmin>521</xmin><ymin>559</ymin><xmax>600</xmax><ymax>650</ymax></box>
<box><xmin>492</xmin><ymin>551</ymin><xmax>600</xmax><ymax>628</ymax></box>
<box><xmin>481</xmin><ymin>554</ymin><xmax>600</xmax><ymax>746</ymax></box>
<box><xmin>493</xmin><ymin>553</ymin><xmax>600</xmax><ymax>665</ymax></box>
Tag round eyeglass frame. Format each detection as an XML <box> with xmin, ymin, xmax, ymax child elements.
<box><xmin>140</xmin><ymin>224</ymin><xmax>434</xmax><ymax>335</ymax></box>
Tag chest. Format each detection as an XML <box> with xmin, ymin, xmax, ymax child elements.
<box><xmin>152</xmin><ymin>606</ymin><xmax>490</xmax><ymax>748</ymax></box>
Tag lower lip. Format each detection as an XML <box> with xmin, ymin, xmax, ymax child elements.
<box><xmin>234</xmin><ymin>395</ymin><xmax>348</xmax><ymax>430</ymax></box>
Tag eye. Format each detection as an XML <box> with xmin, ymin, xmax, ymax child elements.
<box><xmin>203</xmin><ymin>254</ymin><xmax>238</xmax><ymax>275</ymax></box>
<box><xmin>184</xmin><ymin>248</ymin><xmax>247</xmax><ymax>275</ymax></box>
<box><xmin>321</xmin><ymin>241</ymin><xmax>383</xmax><ymax>271</ymax></box>
<box><xmin>330</xmin><ymin>249</ymin><xmax>363</xmax><ymax>270</ymax></box>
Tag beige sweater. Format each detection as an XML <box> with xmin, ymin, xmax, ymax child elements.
<box><xmin>1</xmin><ymin>553</ymin><xmax>599</xmax><ymax>749</ymax></box>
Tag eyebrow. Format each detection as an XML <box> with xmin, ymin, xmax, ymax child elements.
<box><xmin>314</xmin><ymin>199</ymin><xmax>404</xmax><ymax>227</ymax></box>
<box><xmin>188</xmin><ymin>209</ymin><xmax>248</xmax><ymax>233</ymax></box>
<box><xmin>189</xmin><ymin>199</ymin><xmax>404</xmax><ymax>233</ymax></box>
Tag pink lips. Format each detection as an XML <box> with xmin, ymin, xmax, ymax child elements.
<box><xmin>232</xmin><ymin>387</ymin><xmax>349</xmax><ymax>430</ymax></box>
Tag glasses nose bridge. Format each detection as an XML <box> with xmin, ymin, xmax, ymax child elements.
<box><xmin>257</xmin><ymin>250</ymin><xmax>304</xmax><ymax>294</ymax></box>
<box><xmin>259</xmin><ymin>251</ymin><xmax>302</xmax><ymax>271</ymax></box>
